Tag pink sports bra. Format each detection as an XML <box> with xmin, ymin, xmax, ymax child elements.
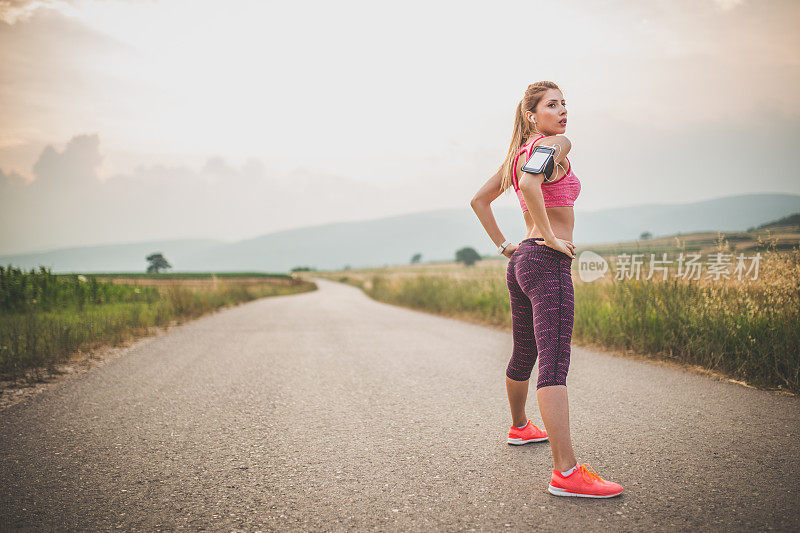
<box><xmin>511</xmin><ymin>134</ymin><xmax>581</xmax><ymax>210</ymax></box>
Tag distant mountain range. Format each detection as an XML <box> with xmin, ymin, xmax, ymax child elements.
<box><xmin>2</xmin><ymin>193</ymin><xmax>798</xmax><ymax>273</ymax></box>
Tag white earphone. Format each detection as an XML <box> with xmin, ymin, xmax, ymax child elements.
<box><xmin>547</xmin><ymin>144</ymin><xmax>565</xmax><ymax>182</ymax></box>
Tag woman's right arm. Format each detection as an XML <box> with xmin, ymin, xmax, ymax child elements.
<box><xmin>518</xmin><ymin>171</ymin><xmax>575</xmax><ymax>258</ymax></box>
<box><xmin>533</xmin><ymin>135</ymin><xmax>571</xmax><ymax>166</ymax></box>
<box><xmin>533</xmin><ymin>135</ymin><xmax>572</xmax><ymax>181</ymax></box>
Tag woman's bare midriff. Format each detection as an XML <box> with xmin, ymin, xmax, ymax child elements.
<box><xmin>523</xmin><ymin>206</ymin><xmax>574</xmax><ymax>242</ymax></box>
<box><xmin>515</xmin><ymin>139</ymin><xmax>575</xmax><ymax>242</ymax></box>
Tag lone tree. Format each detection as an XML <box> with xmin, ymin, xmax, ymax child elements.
<box><xmin>455</xmin><ymin>246</ymin><xmax>482</xmax><ymax>267</ymax></box>
<box><xmin>639</xmin><ymin>231</ymin><xmax>652</xmax><ymax>240</ymax></box>
<box><xmin>146</xmin><ymin>252</ymin><xmax>172</xmax><ymax>273</ymax></box>
<box><xmin>410</xmin><ymin>253</ymin><xmax>422</xmax><ymax>264</ymax></box>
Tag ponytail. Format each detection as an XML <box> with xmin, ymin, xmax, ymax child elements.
<box><xmin>499</xmin><ymin>81</ymin><xmax>560</xmax><ymax>193</ymax></box>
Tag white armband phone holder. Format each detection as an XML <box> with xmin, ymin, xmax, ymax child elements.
<box><xmin>521</xmin><ymin>143</ymin><xmax>565</xmax><ymax>183</ymax></box>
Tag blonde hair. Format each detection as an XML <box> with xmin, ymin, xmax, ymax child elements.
<box><xmin>499</xmin><ymin>81</ymin><xmax>560</xmax><ymax>192</ymax></box>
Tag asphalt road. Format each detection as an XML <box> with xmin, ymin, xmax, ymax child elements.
<box><xmin>1</xmin><ymin>277</ymin><xmax>798</xmax><ymax>531</ymax></box>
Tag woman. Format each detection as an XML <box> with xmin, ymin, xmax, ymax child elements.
<box><xmin>470</xmin><ymin>81</ymin><xmax>623</xmax><ymax>498</ymax></box>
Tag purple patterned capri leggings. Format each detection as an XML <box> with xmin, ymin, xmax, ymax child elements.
<box><xmin>506</xmin><ymin>237</ymin><xmax>575</xmax><ymax>388</ymax></box>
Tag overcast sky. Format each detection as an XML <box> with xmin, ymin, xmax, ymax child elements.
<box><xmin>1</xmin><ymin>0</ymin><xmax>798</xmax><ymax>255</ymax></box>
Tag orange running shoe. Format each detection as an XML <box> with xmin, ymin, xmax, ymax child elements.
<box><xmin>548</xmin><ymin>462</ymin><xmax>623</xmax><ymax>498</ymax></box>
<box><xmin>507</xmin><ymin>419</ymin><xmax>549</xmax><ymax>445</ymax></box>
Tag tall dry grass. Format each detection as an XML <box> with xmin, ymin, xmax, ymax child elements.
<box><xmin>328</xmin><ymin>235</ymin><xmax>799</xmax><ymax>393</ymax></box>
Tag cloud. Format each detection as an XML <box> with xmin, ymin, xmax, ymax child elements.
<box><xmin>1</xmin><ymin>0</ymin><xmax>799</xmax><ymax>256</ymax></box>
<box><xmin>0</xmin><ymin>0</ymin><xmax>143</xmax><ymax>25</ymax></box>
<box><xmin>711</xmin><ymin>0</ymin><xmax>745</xmax><ymax>11</ymax></box>
<box><xmin>0</xmin><ymin>0</ymin><xmax>75</xmax><ymax>24</ymax></box>
<box><xmin>0</xmin><ymin>133</ymin><xmax>403</xmax><ymax>255</ymax></box>
<box><xmin>0</xmin><ymin>166</ymin><xmax>28</xmax><ymax>184</ymax></box>
<box><xmin>31</xmin><ymin>133</ymin><xmax>103</xmax><ymax>185</ymax></box>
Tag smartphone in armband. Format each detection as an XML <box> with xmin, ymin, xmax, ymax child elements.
<box><xmin>522</xmin><ymin>145</ymin><xmax>556</xmax><ymax>182</ymax></box>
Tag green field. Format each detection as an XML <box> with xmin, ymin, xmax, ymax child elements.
<box><xmin>0</xmin><ymin>266</ymin><xmax>316</xmax><ymax>382</ymax></box>
<box><xmin>315</xmin><ymin>231</ymin><xmax>799</xmax><ymax>395</ymax></box>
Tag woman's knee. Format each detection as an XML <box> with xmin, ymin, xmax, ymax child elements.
<box><xmin>535</xmin><ymin>350</ymin><xmax>570</xmax><ymax>389</ymax></box>
<box><xmin>506</xmin><ymin>355</ymin><xmax>535</xmax><ymax>382</ymax></box>
<box><xmin>536</xmin><ymin>375</ymin><xmax>567</xmax><ymax>389</ymax></box>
